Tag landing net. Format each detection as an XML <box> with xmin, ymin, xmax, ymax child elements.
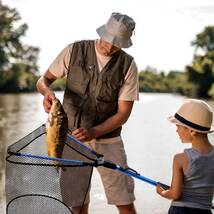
<box><xmin>6</xmin><ymin>124</ymin><xmax>100</xmax><ymax>214</ymax></box>
<box><xmin>6</xmin><ymin>125</ymin><xmax>173</xmax><ymax>213</ymax></box>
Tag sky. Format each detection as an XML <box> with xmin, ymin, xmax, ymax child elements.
<box><xmin>3</xmin><ymin>0</ymin><xmax>214</xmax><ymax>73</ymax></box>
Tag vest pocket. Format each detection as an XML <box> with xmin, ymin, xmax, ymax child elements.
<box><xmin>63</xmin><ymin>101</ymin><xmax>82</xmax><ymax>131</ymax></box>
<box><xmin>63</xmin><ymin>90</ymin><xmax>87</xmax><ymax>130</ymax></box>
<box><xmin>95</xmin><ymin>100</ymin><xmax>118</xmax><ymax>128</ymax></box>
<box><xmin>67</xmin><ymin>65</ymin><xmax>90</xmax><ymax>97</ymax></box>
<box><xmin>68</xmin><ymin>81</ymin><xmax>88</xmax><ymax>97</ymax></box>
<box><xmin>96</xmin><ymin>100</ymin><xmax>118</xmax><ymax>113</ymax></box>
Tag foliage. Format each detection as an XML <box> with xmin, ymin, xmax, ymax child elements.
<box><xmin>138</xmin><ymin>69</ymin><xmax>191</xmax><ymax>95</ymax></box>
<box><xmin>185</xmin><ymin>26</ymin><xmax>214</xmax><ymax>98</ymax></box>
<box><xmin>51</xmin><ymin>77</ymin><xmax>66</xmax><ymax>91</ymax></box>
<box><xmin>1</xmin><ymin>1</ymin><xmax>214</xmax><ymax>97</ymax></box>
<box><xmin>0</xmin><ymin>1</ymin><xmax>40</xmax><ymax>93</ymax></box>
<box><xmin>139</xmin><ymin>70</ymin><xmax>167</xmax><ymax>92</ymax></box>
<box><xmin>208</xmin><ymin>84</ymin><xmax>214</xmax><ymax>98</ymax></box>
<box><xmin>191</xmin><ymin>26</ymin><xmax>214</xmax><ymax>52</ymax></box>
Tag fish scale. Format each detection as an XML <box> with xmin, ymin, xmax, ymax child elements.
<box><xmin>45</xmin><ymin>98</ymin><xmax>68</xmax><ymax>165</ymax></box>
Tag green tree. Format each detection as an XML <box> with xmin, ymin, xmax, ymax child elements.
<box><xmin>192</xmin><ymin>26</ymin><xmax>214</xmax><ymax>52</ymax></box>
<box><xmin>185</xmin><ymin>26</ymin><xmax>214</xmax><ymax>97</ymax></box>
<box><xmin>139</xmin><ymin>67</ymin><xmax>171</xmax><ymax>93</ymax></box>
<box><xmin>165</xmin><ymin>71</ymin><xmax>191</xmax><ymax>95</ymax></box>
<box><xmin>0</xmin><ymin>1</ymin><xmax>40</xmax><ymax>92</ymax></box>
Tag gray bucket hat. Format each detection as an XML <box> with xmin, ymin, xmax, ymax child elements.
<box><xmin>96</xmin><ymin>12</ymin><xmax>135</xmax><ymax>48</ymax></box>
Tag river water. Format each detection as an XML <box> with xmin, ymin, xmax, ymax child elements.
<box><xmin>0</xmin><ymin>92</ymin><xmax>214</xmax><ymax>214</ymax></box>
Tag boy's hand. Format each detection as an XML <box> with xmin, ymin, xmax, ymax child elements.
<box><xmin>156</xmin><ymin>184</ymin><xmax>164</xmax><ymax>196</ymax></box>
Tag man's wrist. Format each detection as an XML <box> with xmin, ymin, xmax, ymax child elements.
<box><xmin>91</xmin><ymin>127</ymin><xmax>102</xmax><ymax>139</ymax></box>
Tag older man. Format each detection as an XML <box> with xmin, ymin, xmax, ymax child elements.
<box><xmin>37</xmin><ymin>12</ymin><xmax>139</xmax><ymax>214</ymax></box>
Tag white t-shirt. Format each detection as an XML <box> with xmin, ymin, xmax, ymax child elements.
<box><xmin>49</xmin><ymin>40</ymin><xmax>139</xmax><ymax>101</ymax></box>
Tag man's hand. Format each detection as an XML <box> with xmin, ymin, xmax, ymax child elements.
<box><xmin>71</xmin><ymin>127</ymin><xmax>96</xmax><ymax>142</ymax></box>
<box><xmin>36</xmin><ymin>70</ymin><xmax>57</xmax><ymax>113</ymax></box>
<box><xmin>43</xmin><ymin>89</ymin><xmax>56</xmax><ymax>113</ymax></box>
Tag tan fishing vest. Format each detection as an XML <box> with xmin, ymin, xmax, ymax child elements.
<box><xmin>63</xmin><ymin>40</ymin><xmax>133</xmax><ymax>138</ymax></box>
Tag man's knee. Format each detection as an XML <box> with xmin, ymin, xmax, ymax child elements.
<box><xmin>72</xmin><ymin>204</ymin><xmax>89</xmax><ymax>214</ymax></box>
<box><xmin>116</xmin><ymin>203</ymin><xmax>137</xmax><ymax>214</ymax></box>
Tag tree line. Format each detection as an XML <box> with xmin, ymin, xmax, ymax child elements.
<box><xmin>139</xmin><ymin>26</ymin><xmax>214</xmax><ymax>98</ymax></box>
<box><xmin>1</xmin><ymin>1</ymin><xmax>214</xmax><ymax>98</ymax></box>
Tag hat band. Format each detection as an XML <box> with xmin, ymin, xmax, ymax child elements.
<box><xmin>174</xmin><ymin>113</ymin><xmax>210</xmax><ymax>131</ymax></box>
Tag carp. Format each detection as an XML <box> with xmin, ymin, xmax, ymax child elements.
<box><xmin>46</xmin><ymin>98</ymin><xmax>68</xmax><ymax>168</ymax></box>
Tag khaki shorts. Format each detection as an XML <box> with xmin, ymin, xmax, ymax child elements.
<box><xmin>60</xmin><ymin>139</ymin><xmax>135</xmax><ymax>207</ymax></box>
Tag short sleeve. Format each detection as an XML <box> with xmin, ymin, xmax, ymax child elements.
<box><xmin>48</xmin><ymin>44</ymin><xmax>73</xmax><ymax>78</ymax></box>
<box><xmin>118</xmin><ymin>59</ymin><xmax>139</xmax><ymax>101</ymax></box>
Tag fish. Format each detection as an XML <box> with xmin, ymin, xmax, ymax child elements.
<box><xmin>45</xmin><ymin>98</ymin><xmax>68</xmax><ymax>168</ymax></box>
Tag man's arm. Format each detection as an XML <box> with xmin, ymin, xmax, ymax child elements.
<box><xmin>72</xmin><ymin>100</ymin><xmax>134</xmax><ymax>141</ymax></box>
<box><xmin>36</xmin><ymin>70</ymin><xmax>57</xmax><ymax>113</ymax></box>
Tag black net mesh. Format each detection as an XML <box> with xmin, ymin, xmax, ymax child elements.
<box><xmin>6</xmin><ymin>125</ymin><xmax>100</xmax><ymax>214</ymax></box>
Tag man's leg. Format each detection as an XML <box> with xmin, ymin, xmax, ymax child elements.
<box><xmin>90</xmin><ymin>140</ymin><xmax>136</xmax><ymax>213</ymax></box>
<box><xmin>116</xmin><ymin>203</ymin><xmax>137</xmax><ymax>214</ymax></box>
<box><xmin>72</xmin><ymin>204</ymin><xmax>89</xmax><ymax>214</ymax></box>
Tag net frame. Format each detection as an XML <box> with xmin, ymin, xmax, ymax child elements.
<box><xmin>5</xmin><ymin>124</ymin><xmax>173</xmax><ymax>213</ymax></box>
<box><xmin>5</xmin><ymin>124</ymin><xmax>100</xmax><ymax>214</ymax></box>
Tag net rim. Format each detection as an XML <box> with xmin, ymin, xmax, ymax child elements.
<box><xmin>6</xmin><ymin>193</ymin><xmax>73</xmax><ymax>214</ymax></box>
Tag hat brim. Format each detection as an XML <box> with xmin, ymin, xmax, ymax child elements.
<box><xmin>96</xmin><ymin>25</ymin><xmax>132</xmax><ymax>48</ymax></box>
<box><xmin>168</xmin><ymin>116</ymin><xmax>214</xmax><ymax>133</ymax></box>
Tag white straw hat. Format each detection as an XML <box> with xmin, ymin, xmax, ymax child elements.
<box><xmin>168</xmin><ymin>99</ymin><xmax>214</xmax><ymax>133</ymax></box>
<box><xmin>96</xmin><ymin>12</ymin><xmax>135</xmax><ymax>48</ymax></box>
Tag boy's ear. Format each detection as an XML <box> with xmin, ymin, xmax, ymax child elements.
<box><xmin>190</xmin><ymin>129</ymin><xmax>197</xmax><ymax>136</ymax></box>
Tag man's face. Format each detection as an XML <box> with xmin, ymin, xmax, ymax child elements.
<box><xmin>98</xmin><ymin>39</ymin><xmax>120</xmax><ymax>56</ymax></box>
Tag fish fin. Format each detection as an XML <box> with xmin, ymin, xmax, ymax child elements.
<box><xmin>67</xmin><ymin>129</ymin><xmax>73</xmax><ymax>135</ymax></box>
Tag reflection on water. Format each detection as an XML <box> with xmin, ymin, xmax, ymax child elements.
<box><xmin>0</xmin><ymin>92</ymin><xmax>64</xmax><ymax>213</ymax></box>
<box><xmin>0</xmin><ymin>92</ymin><xmax>214</xmax><ymax>214</ymax></box>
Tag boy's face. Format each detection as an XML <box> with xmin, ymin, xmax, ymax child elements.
<box><xmin>176</xmin><ymin>124</ymin><xmax>192</xmax><ymax>143</ymax></box>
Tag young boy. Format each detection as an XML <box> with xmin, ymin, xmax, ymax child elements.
<box><xmin>156</xmin><ymin>99</ymin><xmax>214</xmax><ymax>214</ymax></box>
